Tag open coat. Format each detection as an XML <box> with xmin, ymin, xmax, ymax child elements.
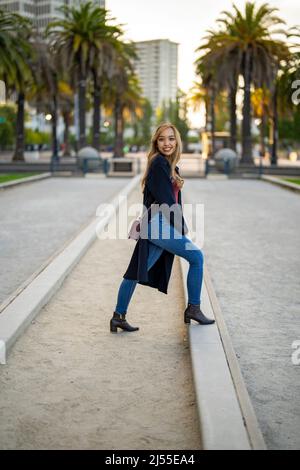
<box><xmin>123</xmin><ymin>153</ymin><xmax>189</xmax><ymax>294</ymax></box>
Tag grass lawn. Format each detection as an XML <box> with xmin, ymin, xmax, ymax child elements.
<box><xmin>0</xmin><ymin>173</ymin><xmax>42</xmax><ymax>184</ymax></box>
<box><xmin>282</xmin><ymin>178</ymin><xmax>300</xmax><ymax>186</ymax></box>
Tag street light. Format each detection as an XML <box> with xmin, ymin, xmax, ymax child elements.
<box><xmin>46</xmin><ymin>113</ymin><xmax>60</xmax><ymax>172</ymax></box>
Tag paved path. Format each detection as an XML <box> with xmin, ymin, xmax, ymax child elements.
<box><xmin>185</xmin><ymin>178</ymin><xmax>300</xmax><ymax>450</ymax></box>
<box><xmin>0</xmin><ymin>176</ymin><xmax>130</xmax><ymax>305</ymax></box>
<box><xmin>0</xmin><ymin>185</ymin><xmax>201</xmax><ymax>450</ymax></box>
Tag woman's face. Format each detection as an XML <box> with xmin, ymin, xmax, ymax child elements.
<box><xmin>156</xmin><ymin>128</ymin><xmax>177</xmax><ymax>156</ymax></box>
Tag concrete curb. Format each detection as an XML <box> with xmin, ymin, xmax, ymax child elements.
<box><xmin>179</xmin><ymin>220</ymin><xmax>266</xmax><ymax>449</ymax></box>
<box><xmin>0</xmin><ymin>172</ymin><xmax>51</xmax><ymax>190</ymax></box>
<box><xmin>203</xmin><ymin>266</ymin><xmax>266</xmax><ymax>450</ymax></box>
<box><xmin>261</xmin><ymin>175</ymin><xmax>300</xmax><ymax>193</ymax></box>
<box><xmin>0</xmin><ymin>175</ymin><xmax>141</xmax><ymax>364</ymax></box>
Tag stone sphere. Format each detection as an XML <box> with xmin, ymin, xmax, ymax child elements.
<box><xmin>78</xmin><ymin>146</ymin><xmax>99</xmax><ymax>159</ymax></box>
<box><xmin>77</xmin><ymin>146</ymin><xmax>100</xmax><ymax>170</ymax></box>
<box><xmin>214</xmin><ymin>148</ymin><xmax>238</xmax><ymax>172</ymax></box>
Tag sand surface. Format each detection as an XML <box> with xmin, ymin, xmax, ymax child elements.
<box><xmin>0</xmin><ymin>186</ymin><xmax>201</xmax><ymax>450</ymax></box>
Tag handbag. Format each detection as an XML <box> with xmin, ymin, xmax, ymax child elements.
<box><xmin>128</xmin><ymin>202</ymin><xmax>157</xmax><ymax>241</ymax></box>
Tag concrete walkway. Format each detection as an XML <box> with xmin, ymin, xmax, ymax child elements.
<box><xmin>185</xmin><ymin>178</ymin><xmax>300</xmax><ymax>450</ymax></box>
<box><xmin>0</xmin><ymin>185</ymin><xmax>201</xmax><ymax>450</ymax></box>
<box><xmin>0</xmin><ymin>176</ymin><xmax>130</xmax><ymax>306</ymax></box>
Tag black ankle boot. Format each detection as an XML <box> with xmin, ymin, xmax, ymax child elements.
<box><xmin>110</xmin><ymin>311</ymin><xmax>139</xmax><ymax>333</ymax></box>
<box><xmin>184</xmin><ymin>303</ymin><xmax>215</xmax><ymax>325</ymax></box>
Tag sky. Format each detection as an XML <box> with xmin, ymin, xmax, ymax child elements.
<box><xmin>106</xmin><ymin>0</ymin><xmax>300</xmax><ymax>126</ymax></box>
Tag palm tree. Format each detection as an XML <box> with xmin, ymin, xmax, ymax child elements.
<box><xmin>0</xmin><ymin>10</ymin><xmax>34</xmax><ymax>161</ymax></box>
<box><xmin>272</xmin><ymin>59</ymin><xmax>298</xmax><ymax>163</ymax></box>
<box><xmin>29</xmin><ymin>37</ymin><xmax>62</xmax><ymax>165</ymax></box>
<box><xmin>273</xmin><ymin>30</ymin><xmax>300</xmax><ymax>162</ymax></box>
<box><xmin>195</xmin><ymin>2</ymin><xmax>289</xmax><ymax>164</ymax></box>
<box><xmin>103</xmin><ymin>40</ymin><xmax>140</xmax><ymax>157</ymax></box>
<box><xmin>47</xmin><ymin>2</ymin><xmax>123</xmax><ymax>150</ymax></box>
<box><xmin>276</xmin><ymin>52</ymin><xmax>300</xmax><ymax>115</ymax></box>
<box><xmin>0</xmin><ymin>9</ymin><xmax>20</xmax><ymax>80</ymax></box>
<box><xmin>58</xmin><ymin>81</ymin><xmax>74</xmax><ymax>157</ymax></box>
<box><xmin>251</xmin><ymin>87</ymin><xmax>271</xmax><ymax>157</ymax></box>
<box><xmin>195</xmin><ymin>61</ymin><xmax>219</xmax><ymax>157</ymax></box>
<box><xmin>89</xmin><ymin>23</ymin><xmax>124</xmax><ymax>151</ymax></box>
<box><xmin>195</xmin><ymin>34</ymin><xmax>241</xmax><ymax>153</ymax></box>
<box><xmin>11</xmin><ymin>19</ymin><xmax>34</xmax><ymax>161</ymax></box>
<box><xmin>217</xmin><ymin>2</ymin><xmax>289</xmax><ymax>164</ymax></box>
<box><xmin>114</xmin><ymin>72</ymin><xmax>143</xmax><ymax>158</ymax></box>
<box><xmin>188</xmin><ymin>81</ymin><xmax>208</xmax><ymax>129</ymax></box>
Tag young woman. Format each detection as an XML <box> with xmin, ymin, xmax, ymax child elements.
<box><xmin>110</xmin><ymin>122</ymin><xmax>215</xmax><ymax>333</ymax></box>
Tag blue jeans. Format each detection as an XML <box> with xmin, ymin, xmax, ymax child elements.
<box><xmin>115</xmin><ymin>212</ymin><xmax>204</xmax><ymax>314</ymax></box>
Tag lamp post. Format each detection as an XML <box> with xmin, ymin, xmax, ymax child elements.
<box><xmin>47</xmin><ymin>113</ymin><xmax>59</xmax><ymax>172</ymax></box>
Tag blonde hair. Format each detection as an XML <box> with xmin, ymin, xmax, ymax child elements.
<box><xmin>141</xmin><ymin>122</ymin><xmax>184</xmax><ymax>193</ymax></box>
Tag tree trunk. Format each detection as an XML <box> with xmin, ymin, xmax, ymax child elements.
<box><xmin>204</xmin><ymin>97</ymin><xmax>209</xmax><ymax>131</ymax></box>
<box><xmin>271</xmin><ymin>84</ymin><xmax>278</xmax><ymax>165</ymax></box>
<box><xmin>241</xmin><ymin>50</ymin><xmax>254</xmax><ymax>164</ymax></box>
<box><xmin>260</xmin><ymin>112</ymin><xmax>266</xmax><ymax>157</ymax></box>
<box><xmin>113</xmin><ymin>95</ymin><xmax>124</xmax><ymax>158</ymax></box>
<box><xmin>210</xmin><ymin>86</ymin><xmax>216</xmax><ymax>158</ymax></box>
<box><xmin>92</xmin><ymin>71</ymin><xmax>101</xmax><ymax>151</ymax></box>
<box><xmin>229</xmin><ymin>84</ymin><xmax>237</xmax><ymax>152</ymax></box>
<box><xmin>78</xmin><ymin>71</ymin><xmax>86</xmax><ymax>149</ymax></box>
<box><xmin>133</xmin><ymin>121</ymin><xmax>139</xmax><ymax>140</ymax></box>
<box><xmin>62</xmin><ymin>110</ymin><xmax>71</xmax><ymax>157</ymax></box>
<box><xmin>12</xmin><ymin>91</ymin><xmax>25</xmax><ymax>161</ymax></box>
<box><xmin>51</xmin><ymin>94</ymin><xmax>59</xmax><ymax>159</ymax></box>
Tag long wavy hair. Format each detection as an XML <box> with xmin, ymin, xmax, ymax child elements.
<box><xmin>141</xmin><ymin>122</ymin><xmax>185</xmax><ymax>193</ymax></box>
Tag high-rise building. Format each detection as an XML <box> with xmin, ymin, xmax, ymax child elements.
<box><xmin>0</xmin><ymin>0</ymin><xmax>106</xmax><ymax>31</ymax></box>
<box><xmin>133</xmin><ymin>39</ymin><xmax>178</xmax><ymax>113</ymax></box>
<box><xmin>72</xmin><ymin>0</ymin><xmax>105</xmax><ymax>9</ymax></box>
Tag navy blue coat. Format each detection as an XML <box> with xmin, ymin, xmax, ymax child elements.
<box><xmin>123</xmin><ymin>153</ymin><xmax>188</xmax><ymax>294</ymax></box>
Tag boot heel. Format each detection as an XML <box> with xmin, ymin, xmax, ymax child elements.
<box><xmin>110</xmin><ymin>321</ymin><xmax>118</xmax><ymax>332</ymax></box>
<box><xmin>184</xmin><ymin>313</ymin><xmax>191</xmax><ymax>324</ymax></box>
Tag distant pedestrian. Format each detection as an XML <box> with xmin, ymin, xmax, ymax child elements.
<box><xmin>110</xmin><ymin>122</ymin><xmax>215</xmax><ymax>332</ymax></box>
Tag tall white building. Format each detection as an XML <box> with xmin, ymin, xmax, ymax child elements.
<box><xmin>0</xmin><ymin>0</ymin><xmax>106</xmax><ymax>31</ymax></box>
<box><xmin>133</xmin><ymin>39</ymin><xmax>178</xmax><ymax>112</ymax></box>
<box><xmin>72</xmin><ymin>0</ymin><xmax>105</xmax><ymax>9</ymax></box>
